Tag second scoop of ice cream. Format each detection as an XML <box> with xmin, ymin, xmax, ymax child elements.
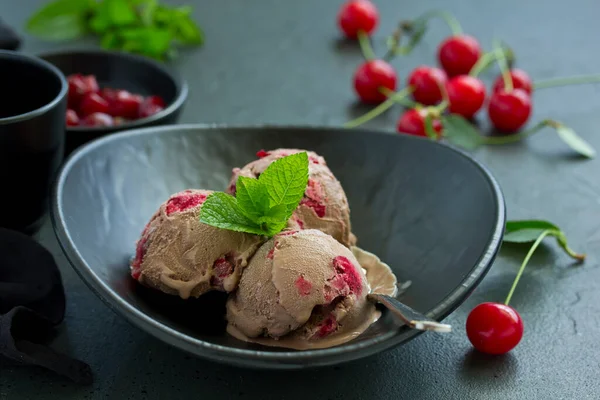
<box><xmin>226</xmin><ymin>229</ymin><xmax>375</xmax><ymax>342</ymax></box>
<box><xmin>227</xmin><ymin>149</ymin><xmax>356</xmax><ymax>247</ymax></box>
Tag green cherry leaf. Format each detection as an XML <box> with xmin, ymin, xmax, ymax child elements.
<box><xmin>441</xmin><ymin>114</ymin><xmax>485</xmax><ymax>150</ymax></box>
<box><xmin>504</xmin><ymin>220</ymin><xmax>561</xmax><ymax>243</ymax></box>
<box><xmin>258</xmin><ymin>152</ymin><xmax>309</xmax><ymax>219</ymax></box>
<box><xmin>553</xmin><ymin>124</ymin><xmax>596</xmax><ymax>159</ymax></box>
<box><xmin>503</xmin><ymin>219</ymin><xmax>585</xmax><ymax>262</ymax></box>
<box><xmin>199</xmin><ymin>192</ymin><xmax>265</xmax><ymax>235</ymax></box>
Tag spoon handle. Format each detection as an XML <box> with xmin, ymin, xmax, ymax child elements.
<box><xmin>367</xmin><ymin>293</ymin><xmax>452</xmax><ymax>333</ymax></box>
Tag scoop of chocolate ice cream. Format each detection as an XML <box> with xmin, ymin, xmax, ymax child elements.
<box><xmin>130</xmin><ymin>189</ymin><xmax>264</xmax><ymax>299</ymax></box>
<box><xmin>227</xmin><ymin>149</ymin><xmax>356</xmax><ymax>247</ymax></box>
<box><xmin>226</xmin><ymin>229</ymin><xmax>375</xmax><ymax>344</ymax></box>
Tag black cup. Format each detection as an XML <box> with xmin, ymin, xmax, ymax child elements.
<box><xmin>0</xmin><ymin>50</ymin><xmax>67</xmax><ymax>233</ymax></box>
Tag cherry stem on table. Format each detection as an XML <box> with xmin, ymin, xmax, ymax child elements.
<box><xmin>417</xmin><ymin>10</ymin><xmax>463</xmax><ymax>35</ymax></box>
<box><xmin>469</xmin><ymin>51</ymin><xmax>496</xmax><ymax>77</ymax></box>
<box><xmin>483</xmin><ymin>120</ymin><xmax>549</xmax><ymax>145</ymax></box>
<box><xmin>504</xmin><ymin>230</ymin><xmax>552</xmax><ymax>306</ymax></box>
<box><xmin>343</xmin><ymin>87</ymin><xmax>414</xmax><ymax>128</ymax></box>
<box><xmin>493</xmin><ymin>39</ymin><xmax>513</xmax><ymax>91</ymax></box>
<box><xmin>533</xmin><ymin>74</ymin><xmax>600</xmax><ymax>90</ymax></box>
<box><xmin>357</xmin><ymin>30</ymin><xmax>376</xmax><ymax>61</ymax></box>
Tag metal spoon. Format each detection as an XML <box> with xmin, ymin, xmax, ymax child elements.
<box><xmin>368</xmin><ymin>293</ymin><xmax>452</xmax><ymax>333</ymax></box>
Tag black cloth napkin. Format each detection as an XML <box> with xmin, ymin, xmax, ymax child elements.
<box><xmin>0</xmin><ymin>17</ymin><xmax>21</xmax><ymax>50</ymax></box>
<box><xmin>0</xmin><ymin>228</ymin><xmax>92</xmax><ymax>384</ymax></box>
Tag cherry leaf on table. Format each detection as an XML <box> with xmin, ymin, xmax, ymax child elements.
<box><xmin>199</xmin><ymin>192</ymin><xmax>266</xmax><ymax>235</ymax></box>
<box><xmin>441</xmin><ymin>114</ymin><xmax>485</xmax><ymax>150</ymax></box>
<box><xmin>553</xmin><ymin>124</ymin><xmax>596</xmax><ymax>158</ymax></box>
<box><xmin>504</xmin><ymin>220</ymin><xmax>561</xmax><ymax>242</ymax></box>
<box><xmin>503</xmin><ymin>219</ymin><xmax>585</xmax><ymax>261</ymax></box>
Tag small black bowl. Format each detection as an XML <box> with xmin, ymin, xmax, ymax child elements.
<box><xmin>0</xmin><ymin>50</ymin><xmax>67</xmax><ymax>233</ymax></box>
<box><xmin>38</xmin><ymin>49</ymin><xmax>188</xmax><ymax>153</ymax></box>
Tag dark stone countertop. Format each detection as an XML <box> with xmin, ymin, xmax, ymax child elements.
<box><xmin>1</xmin><ymin>0</ymin><xmax>600</xmax><ymax>399</ymax></box>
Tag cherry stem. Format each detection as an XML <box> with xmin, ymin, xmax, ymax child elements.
<box><xmin>343</xmin><ymin>87</ymin><xmax>414</xmax><ymax>129</ymax></box>
<box><xmin>483</xmin><ymin>120</ymin><xmax>549</xmax><ymax>145</ymax></box>
<box><xmin>504</xmin><ymin>230</ymin><xmax>552</xmax><ymax>306</ymax></box>
<box><xmin>504</xmin><ymin>229</ymin><xmax>586</xmax><ymax>306</ymax></box>
<box><xmin>357</xmin><ymin>30</ymin><xmax>376</xmax><ymax>61</ymax></box>
<box><xmin>469</xmin><ymin>51</ymin><xmax>496</xmax><ymax>77</ymax></box>
<box><xmin>493</xmin><ymin>39</ymin><xmax>513</xmax><ymax>91</ymax></box>
<box><xmin>380</xmin><ymin>86</ymin><xmax>417</xmax><ymax>107</ymax></box>
<box><xmin>418</xmin><ymin>10</ymin><xmax>463</xmax><ymax>35</ymax></box>
<box><xmin>533</xmin><ymin>74</ymin><xmax>600</xmax><ymax>90</ymax></box>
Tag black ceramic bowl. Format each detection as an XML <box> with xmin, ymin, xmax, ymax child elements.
<box><xmin>0</xmin><ymin>50</ymin><xmax>67</xmax><ymax>232</ymax></box>
<box><xmin>38</xmin><ymin>49</ymin><xmax>188</xmax><ymax>153</ymax></box>
<box><xmin>51</xmin><ymin>125</ymin><xmax>505</xmax><ymax>369</ymax></box>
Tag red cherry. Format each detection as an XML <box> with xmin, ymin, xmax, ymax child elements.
<box><xmin>145</xmin><ymin>95</ymin><xmax>166</xmax><ymax>108</ymax></box>
<box><xmin>492</xmin><ymin>69</ymin><xmax>533</xmax><ymax>95</ymax></box>
<box><xmin>138</xmin><ymin>96</ymin><xmax>166</xmax><ymax>118</ymax></box>
<box><xmin>447</xmin><ymin>75</ymin><xmax>486</xmax><ymax>119</ymax></box>
<box><xmin>65</xmin><ymin>109</ymin><xmax>79</xmax><ymax>127</ymax></box>
<box><xmin>109</xmin><ymin>90</ymin><xmax>143</xmax><ymax>119</ymax></box>
<box><xmin>466</xmin><ymin>302</ymin><xmax>524</xmax><ymax>355</ymax></box>
<box><xmin>488</xmin><ymin>89</ymin><xmax>532</xmax><ymax>133</ymax></box>
<box><xmin>353</xmin><ymin>60</ymin><xmax>397</xmax><ymax>104</ymax></box>
<box><xmin>437</xmin><ymin>35</ymin><xmax>482</xmax><ymax>77</ymax></box>
<box><xmin>337</xmin><ymin>0</ymin><xmax>379</xmax><ymax>39</ymax></box>
<box><xmin>81</xmin><ymin>112</ymin><xmax>114</xmax><ymax>127</ymax></box>
<box><xmin>99</xmin><ymin>88</ymin><xmax>118</xmax><ymax>103</ymax></box>
<box><xmin>396</xmin><ymin>108</ymin><xmax>443</xmax><ymax>137</ymax></box>
<box><xmin>67</xmin><ymin>74</ymin><xmax>99</xmax><ymax>108</ymax></box>
<box><xmin>79</xmin><ymin>92</ymin><xmax>110</xmax><ymax>117</ymax></box>
<box><xmin>407</xmin><ymin>66</ymin><xmax>448</xmax><ymax>106</ymax></box>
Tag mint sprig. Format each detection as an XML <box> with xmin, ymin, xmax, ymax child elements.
<box><xmin>25</xmin><ymin>0</ymin><xmax>204</xmax><ymax>60</ymax></box>
<box><xmin>200</xmin><ymin>152</ymin><xmax>309</xmax><ymax>237</ymax></box>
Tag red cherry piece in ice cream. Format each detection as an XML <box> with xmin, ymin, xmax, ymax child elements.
<box><xmin>165</xmin><ymin>193</ymin><xmax>207</xmax><ymax>215</ymax></box>
<box><xmin>267</xmin><ymin>247</ymin><xmax>275</xmax><ymax>259</ymax></box>
<box><xmin>332</xmin><ymin>256</ymin><xmax>363</xmax><ymax>295</ymax></box>
<box><xmin>316</xmin><ymin>315</ymin><xmax>338</xmax><ymax>338</ymax></box>
<box><xmin>295</xmin><ymin>276</ymin><xmax>313</xmax><ymax>296</ymax></box>
<box><xmin>256</xmin><ymin>149</ymin><xmax>269</xmax><ymax>158</ymax></box>
<box><xmin>300</xmin><ymin>198</ymin><xmax>326</xmax><ymax>217</ymax></box>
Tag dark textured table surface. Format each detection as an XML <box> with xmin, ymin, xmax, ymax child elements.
<box><xmin>2</xmin><ymin>0</ymin><xmax>600</xmax><ymax>399</ymax></box>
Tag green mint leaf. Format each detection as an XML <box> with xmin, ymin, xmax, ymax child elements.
<box><xmin>119</xmin><ymin>27</ymin><xmax>172</xmax><ymax>59</ymax></box>
<box><xmin>258</xmin><ymin>152</ymin><xmax>309</xmax><ymax>221</ymax></box>
<box><xmin>554</xmin><ymin>124</ymin><xmax>596</xmax><ymax>159</ymax></box>
<box><xmin>171</xmin><ymin>7</ymin><xmax>204</xmax><ymax>45</ymax></box>
<box><xmin>504</xmin><ymin>220</ymin><xmax>561</xmax><ymax>243</ymax></box>
<box><xmin>139</xmin><ymin>0</ymin><xmax>158</xmax><ymax>26</ymax></box>
<box><xmin>105</xmin><ymin>0</ymin><xmax>137</xmax><ymax>26</ymax></box>
<box><xmin>90</xmin><ymin>0</ymin><xmax>137</xmax><ymax>33</ymax></box>
<box><xmin>441</xmin><ymin>114</ymin><xmax>485</xmax><ymax>150</ymax></box>
<box><xmin>199</xmin><ymin>192</ymin><xmax>266</xmax><ymax>235</ymax></box>
<box><xmin>236</xmin><ymin>176</ymin><xmax>270</xmax><ymax>222</ymax></box>
<box><xmin>26</xmin><ymin>0</ymin><xmax>90</xmax><ymax>40</ymax></box>
<box><xmin>258</xmin><ymin>205</ymin><xmax>289</xmax><ymax>236</ymax></box>
<box><xmin>100</xmin><ymin>31</ymin><xmax>121</xmax><ymax>49</ymax></box>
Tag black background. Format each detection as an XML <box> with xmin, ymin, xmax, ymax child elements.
<box><xmin>1</xmin><ymin>0</ymin><xmax>599</xmax><ymax>399</ymax></box>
